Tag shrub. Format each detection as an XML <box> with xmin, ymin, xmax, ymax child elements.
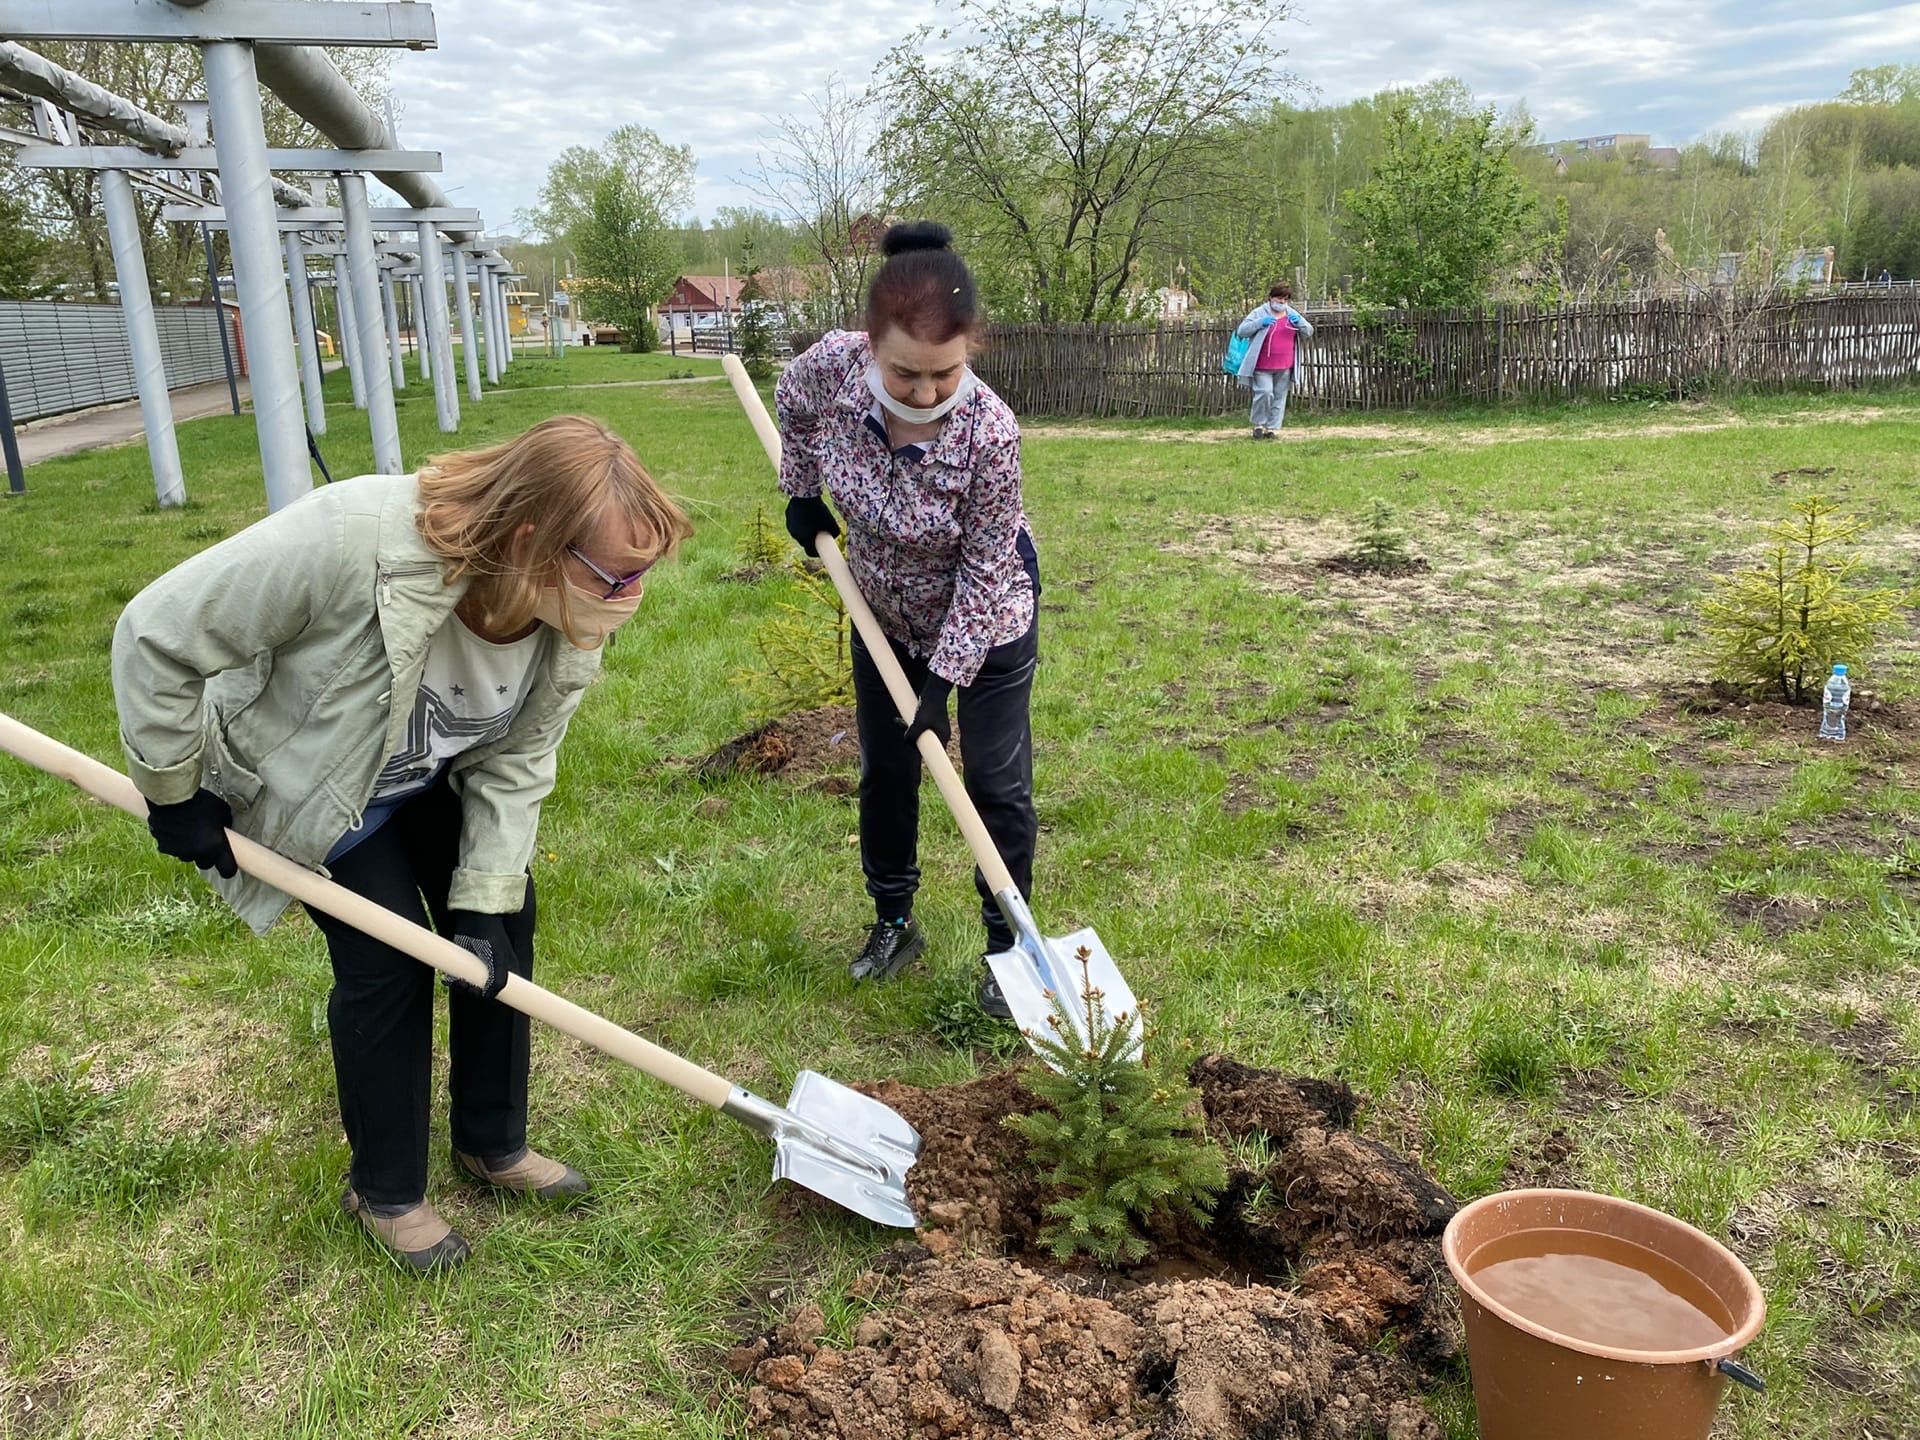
<box><xmin>1701</xmin><ymin>494</ymin><xmax>1908</xmax><ymax>704</ymax></box>
<box><xmin>1006</xmin><ymin>954</ymin><xmax>1228</xmax><ymax>1266</ymax></box>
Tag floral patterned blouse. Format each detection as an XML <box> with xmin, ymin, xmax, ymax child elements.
<box><xmin>775</xmin><ymin>329</ymin><xmax>1036</xmax><ymax>686</ymax></box>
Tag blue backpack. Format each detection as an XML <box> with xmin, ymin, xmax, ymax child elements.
<box><xmin>1222</xmin><ymin>331</ymin><xmax>1252</xmax><ymax>375</ymax></box>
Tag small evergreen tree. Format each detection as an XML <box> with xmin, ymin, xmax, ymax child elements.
<box><xmin>1354</xmin><ymin>496</ymin><xmax>1413</xmax><ymax>572</ymax></box>
<box><xmin>1006</xmin><ymin>951</ymin><xmax>1227</xmax><ymax>1266</ymax></box>
<box><xmin>740</xmin><ymin>503</ymin><xmax>789</xmax><ymax>572</ymax></box>
<box><xmin>737</xmin><ymin>258</ymin><xmax>777</xmax><ymax>383</ymax></box>
<box><xmin>734</xmin><ymin>557</ymin><xmax>854</xmax><ymax>712</ymax></box>
<box><xmin>1702</xmin><ymin>494</ymin><xmax>1909</xmax><ymax>703</ymax></box>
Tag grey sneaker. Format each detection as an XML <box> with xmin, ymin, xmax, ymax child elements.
<box><xmin>851</xmin><ymin>916</ymin><xmax>926</xmax><ymax>982</ymax></box>
<box><xmin>454</xmin><ymin>1145</ymin><xmax>590</xmax><ymax>1200</ymax></box>
<box><xmin>341</xmin><ymin>1186</ymin><xmax>470</xmax><ymax>1272</ymax></box>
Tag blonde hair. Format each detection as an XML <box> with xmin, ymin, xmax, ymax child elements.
<box><xmin>415</xmin><ymin>414</ymin><xmax>693</xmax><ymax>640</ymax></box>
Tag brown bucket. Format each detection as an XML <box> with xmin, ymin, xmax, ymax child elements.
<box><xmin>1442</xmin><ymin>1189</ymin><xmax>1766</xmax><ymax>1440</ymax></box>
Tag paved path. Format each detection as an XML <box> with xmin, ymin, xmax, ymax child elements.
<box><xmin>14</xmin><ymin>379</ymin><xmax>255</xmax><ymax>465</ymax></box>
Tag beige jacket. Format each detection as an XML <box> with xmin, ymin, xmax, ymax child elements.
<box><xmin>111</xmin><ymin>474</ymin><xmax>601</xmax><ymax>933</ymax></box>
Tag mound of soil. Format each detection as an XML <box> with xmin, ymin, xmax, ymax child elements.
<box><xmin>698</xmin><ymin>706</ymin><xmax>860</xmax><ymax>784</ymax></box>
<box><xmin>1662</xmin><ymin>679</ymin><xmax>1917</xmax><ymax>738</ymax></box>
<box><xmin>731</xmin><ymin>1056</ymin><xmax>1463</xmax><ymax>1440</ymax></box>
<box><xmin>698</xmin><ymin>706</ymin><xmax>967</xmax><ymax>790</ymax></box>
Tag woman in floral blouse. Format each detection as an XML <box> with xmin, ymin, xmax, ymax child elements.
<box><xmin>775</xmin><ymin>221</ymin><xmax>1039</xmax><ymax>1019</ymax></box>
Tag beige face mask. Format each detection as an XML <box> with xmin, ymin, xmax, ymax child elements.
<box><xmin>531</xmin><ymin>585</ymin><xmax>642</xmax><ymax>650</ymax></box>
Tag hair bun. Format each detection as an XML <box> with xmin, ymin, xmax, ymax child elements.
<box><xmin>881</xmin><ymin>220</ymin><xmax>953</xmax><ymax>257</ymax></box>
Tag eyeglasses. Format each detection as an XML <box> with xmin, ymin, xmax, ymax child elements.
<box><xmin>566</xmin><ymin>543</ymin><xmax>651</xmax><ymax>600</ymax></box>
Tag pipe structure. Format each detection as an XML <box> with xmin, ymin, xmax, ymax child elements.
<box><xmin>202</xmin><ymin>41</ymin><xmax>309</xmax><ymax>511</ymax></box>
<box><xmin>379</xmin><ymin>267</ymin><xmax>405</xmax><ymax>391</ymax></box>
<box><xmin>415</xmin><ymin>224</ymin><xmax>457</xmax><ymax>432</ymax></box>
<box><xmin>452</xmin><ymin>245</ymin><xmax>482</xmax><ymax>402</ymax></box>
<box><xmin>331</xmin><ymin>254</ymin><xmax>365</xmax><ymax>409</ymax></box>
<box><xmin>253</xmin><ymin>45</ymin><xmax>473</xmax><ymax>242</ymax></box>
<box><xmin>284</xmin><ymin>231</ymin><xmax>326</xmax><ymax>435</ymax></box>
<box><xmin>0</xmin><ymin>42</ymin><xmax>312</xmax><ymax>207</ymax></box>
<box><xmin>100</xmin><ymin>168</ymin><xmax>185</xmax><ymax>508</ymax></box>
<box><xmin>340</xmin><ymin>173</ymin><xmax>402</xmax><ymax>474</ymax></box>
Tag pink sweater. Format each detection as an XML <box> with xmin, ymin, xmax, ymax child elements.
<box><xmin>1258</xmin><ymin>313</ymin><xmax>1299</xmax><ymax>371</ymax></box>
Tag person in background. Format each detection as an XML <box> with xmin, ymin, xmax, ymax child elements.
<box><xmin>1233</xmin><ymin>282</ymin><xmax>1314</xmax><ymax>439</ymax></box>
<box><xmin>774</xmin><ymin>221</ymin><xmax>1040</xmax><ymax>1021</ymax></box>
<box><xmin>112</xmin><ymin>416</ymin><xmax>691</xmax><ymax>1271</ymax></box>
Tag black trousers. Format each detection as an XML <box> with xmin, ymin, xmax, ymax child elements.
<box><xmin>305</xmin><ymin>778</ymin><xmax>534</xmax><ymax>1207</ymax></box>
<box><xmin>852</xmin><ymin>617</ymin><xmax>1038</xmax><ymax>952</ymax></box>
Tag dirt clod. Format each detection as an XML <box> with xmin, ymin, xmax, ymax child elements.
<box><xmin>698</xmin><ymin>705</ymin><xmax>859</xmax><ymax>780</ymax></box>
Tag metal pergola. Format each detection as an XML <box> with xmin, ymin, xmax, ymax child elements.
<box><xmin>0</xmin><ymin>0</ymin><xmax>516</xmax><ymax>511</ymax></box>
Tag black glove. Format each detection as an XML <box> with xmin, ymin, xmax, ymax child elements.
<box><xmin>784</xmin><ymin>494</ymin><xmax>840</xmax><ymax>557</ymax></box>
<box><xmin>146</xmin><ymin>788</ymin><xmax>238</xmax><ymax>878</ymax></box>
<box><xmin>902</xmin><ymin>675</ymin><xmax>954</xmax><ymax>748</ymax></box>
<box><xmin>445</xmin><ymin>910</ymin><xmax>514</xmax><ymax>1000</ymax></box>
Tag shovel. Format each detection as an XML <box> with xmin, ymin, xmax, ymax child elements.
<box><xmin>722</xmin><ymin>354</ymin><xmax>1140</xmax><ymax>1061</ymax></box>
<box><xmin>0</xmin><ymin>712</ymin><xmax>921</xmax><ymax>1229</ymax></box>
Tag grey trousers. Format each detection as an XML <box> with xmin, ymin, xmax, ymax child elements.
<box><xmin>1251</xmin><ymin>368</ymin><xmax>1293</xmax><ymax>430</ymax></box>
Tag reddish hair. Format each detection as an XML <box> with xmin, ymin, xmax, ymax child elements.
<box><xmin>864</xmin><ymin>220</ymin><xmax>980</xmax><ymax>344</ymax></box>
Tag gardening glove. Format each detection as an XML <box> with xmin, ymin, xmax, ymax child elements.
<box><xmin>902</xmin><ymin>675</ymin><xmax>954</xmax><ymax>748</ymax></box>
<box><xmin>784</xmin><ymin>494</ymin><xmax>840</xmax><ymax>558</ymax></box>
<box><xmin>444</xmin><ymin>910</ymin><xmax>514</xmax><ymax>1001</ymax></box>
<box><xmin>146</xmin><ymin>787</ymin><xmax>239</xmax><ymax>879</ymax></box>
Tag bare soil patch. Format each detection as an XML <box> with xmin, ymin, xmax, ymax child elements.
<box><xmin>698</xmin><ymin>706</ymin><xmax>861</xmax><ymax>786</ymax></box>
<box><xmin>731</xmin><ymin>1057</ymin><xmax>1462</xmax><ymax>1439</ymax></box>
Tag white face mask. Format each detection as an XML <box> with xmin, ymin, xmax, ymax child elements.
<box><xmin>531</xmin><ymin>586</ymin><xmax>642</xmax><ymax>650</ymax></box>
<box><xmin>866</xmin><ymin>362</ymin><xmax>978</xmax><ymax>425</ymax></box>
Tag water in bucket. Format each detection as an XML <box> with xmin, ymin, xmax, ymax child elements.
<box><xmin>1467</xmin><ymin>1227</ymin><xmax>1736</xmax><ymax>1352</ymax></box>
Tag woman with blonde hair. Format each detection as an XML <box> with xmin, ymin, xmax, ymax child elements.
<box><xmin>112</xmin><ymin>415</ymin><xmax>691</xmax><ymax>1271</ymax></box>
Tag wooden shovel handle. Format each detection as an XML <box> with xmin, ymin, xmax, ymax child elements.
<box><xmin>0</xmin><ymin>712</ymin><xmax>735</xmax><ymax>1111</ymax></box>
<box><xmin>722</xmin><ymin>355</ymin><xmax>1018</xmax><ymax>898</ymax></box>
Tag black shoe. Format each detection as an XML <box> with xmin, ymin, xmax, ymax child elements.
<box><xmin>851</xmin><ymin>916</ymin><xmax>925</xmax><ymax>982</ymax></box>
<box><xmin>977</xmin><ymin>963</ymin><xmax>1014</xmax><ymax>1021</ymax></box>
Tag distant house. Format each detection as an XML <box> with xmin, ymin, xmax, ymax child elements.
<box><xmin>1538</xmin><ymin>133</ymin><xmax>1679</xmax><ymax>175</ymax></box>
<box><xmin>662</xmin><ymin>268</ymin><xmax>819</xmax><ymax>334</ymax></box>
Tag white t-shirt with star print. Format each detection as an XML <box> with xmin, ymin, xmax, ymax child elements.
<box><xmin>326</xmin><ymin>614</ymin><xmax>540</xmax><ymax>862</ymax></box>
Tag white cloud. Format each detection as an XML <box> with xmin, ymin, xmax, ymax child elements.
<box><xmin>387</xmin><ymin>0</ymin><xmax>1917</xmax><ymax>233</ymax></box>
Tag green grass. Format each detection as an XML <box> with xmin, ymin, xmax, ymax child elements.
<box><xmin>2</xmin><ymin>377</ymin><xmax>1918</xmax><ymax>1437</ymax></box>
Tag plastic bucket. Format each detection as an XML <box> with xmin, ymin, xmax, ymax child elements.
<box><xmin>1442</xmin><ymin>1189</ymin><xmax>1766</xmax><ymax>1440</ymax></box>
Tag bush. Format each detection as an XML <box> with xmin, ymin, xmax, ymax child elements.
<box><xmin>1006</xmin><ymin>957</ymin><xmax>1227</xmax><ymax>1266</ymax></box>
<box><xmin>1701</xmin><ymin>493</ymin><xmax>1909</xmax><ymax>704</ymax></box>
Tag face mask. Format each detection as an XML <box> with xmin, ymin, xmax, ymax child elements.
<box><xmin>531</xmin><ymin>585</ymin><xmax>642</xmax><ymax>650</ymax></box>
<box><xmin>866</xmin><ymin>363</ymin><xmax>978</xmax><ymax>425</ymax></box>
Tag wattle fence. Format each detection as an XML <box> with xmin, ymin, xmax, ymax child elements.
<box><xmin>963</xmin><ymin>291</ymin><xmax>1920</xmax><ymax>417</ymax></box>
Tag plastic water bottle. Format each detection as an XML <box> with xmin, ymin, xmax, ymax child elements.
<box><xmin>1818</xmin><ymin>664</ymin><xmax>1850</xmax><ymax>741</ymax></box>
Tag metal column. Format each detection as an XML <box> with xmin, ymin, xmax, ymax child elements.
<box><xmin>379</xmin><ymin>267</ymin><xmax>406</xmax><ymax>392</ymax></box>
<box><xmin>408</xmin><ymin>275</ymin><xmax>429</xmax><ymax>381</ymax></box>
<box><xmin>202</xmin><ymin>41</ymin><xmax>308</xmax><ymax>511</ymax></box>
<box><xmin>283</xmin><ymin>231</ymin><xmax>326</xmax><ymax>435</ymax></box>
<box><xmin>494</xmin><ymin>266</ymin><xmax>511</xmax><ymax>368</ymax></box>
<box><xmin>0</xmin><ymin>355</ymin><xmax>24</xmax><ymax>496</ymax></box>
<box><xmin>332</xmin><ymin>255</ymin><xmax>365</xmax><ymax>409</ymax></box>
<box><xmin>452</xmin><ymin>245</ymin><xmax>482</xmax><ymax>401</ymax></box>
<box><xmin>416</xmin><ymin>224</ymin><xmax>458</xmax><ymax>432</ymax></box>
<box><xmin>101</xmin><ymin>168</ymin><xmax>185</xmax><ymax>508</ymax></box>
<box><xmin>478</xmin><ymin>262</ymin><xmax>501</xmax><ymax>385</ymax></box>
<box><xmin>340</xmin><ymin>172</ymin><xmax>403</xmax><ymax>475</ymax></box>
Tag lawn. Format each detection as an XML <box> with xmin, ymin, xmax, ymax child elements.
<box><xmin>1</xmin><ymin>372</ymin><xmax>1917</xmax><ymax>1438</ymax></box>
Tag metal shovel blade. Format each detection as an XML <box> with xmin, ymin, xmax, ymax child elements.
<box><xmin>724</xmin><ymin>1070</ymin><xmax>922</xmax><ymax>1229</ymax></box>
<box><xmin>988</xmin><ymin>919</ymin><xmax>1143</xmax><ymax>1067</ymax></box>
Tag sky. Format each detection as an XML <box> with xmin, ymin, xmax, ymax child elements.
<box><xmin>387</xmin><ymin>0</ymin><xmax>1920</xmax><ymax>239</ymax></box>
